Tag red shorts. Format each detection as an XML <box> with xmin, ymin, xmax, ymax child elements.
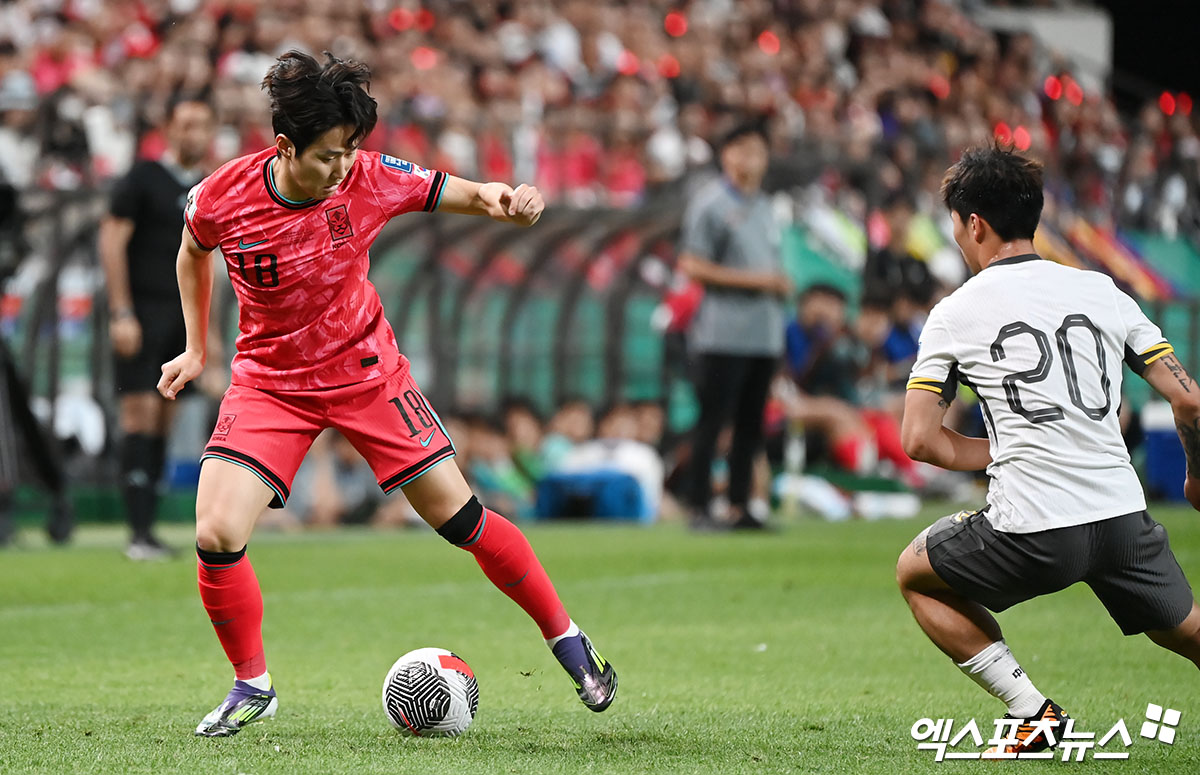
<box><xmin>201</xmin><ymin>366</ymin><xmax>455</xmax><ymax>508</ymax></box>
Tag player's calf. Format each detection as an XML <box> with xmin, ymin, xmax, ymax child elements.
<box><xmin>1147</xmin><ymin>602</ymin><xmax>1200</xmax><ymax>668</ymax></box>
<box><xmin>435</xmin><ymin>495</ymin><xmax>618</xmax><ymax>711</ymax></box>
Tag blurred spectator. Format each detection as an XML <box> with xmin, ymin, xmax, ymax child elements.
<box><xmin>0</xmin><ymin>337</ymin><xmax>74</xmax><ymax>546</ymax></box>
<box><xmin>556</xmin><ymin>402</ymin><xmax>665</xmax><ymax>518</ymax></box>
<box><xmin>275</xmin><ymin>430</ymin><xmax>418</xmax><ymax>529</ymax></box>
<box><xmin>862</xmin><ymin>190</ymin><xmax>921</xmax><ymax>303</ymax></box>
<box><xmin>98</xmin><ymin>96</ymin><xmax>214</xmax><ymax>561</ymax></box>
<box><xmin>678</xmin><ymin>120</ymin><xmax>789</xmax><ymax>531</ymax></box>
<box><xmin>780</xmin><ymin>284</ymin><xmax>922</xmax><ymax>488</ymax></box>
<box><xmin>501</xmin><ymin>396</ymin><xmax>546</xmax><ymax>486</ymax></box>
<box><xmin>540</xmin><ymin>397</ymin><xmax>594</xmax><ymax>471</ymax></box>
<box><xmin>630</xmin><ymin>400</ymin><xmax>666</xmax><ymax>450</ymax></box>
<box><xmin>465</xmin><ymin>414</ymin><xmax>535</xmax><ymax>519</ymax></box>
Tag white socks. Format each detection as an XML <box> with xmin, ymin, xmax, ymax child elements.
<box><xmin>957</xmin><ymin>640</ymin><xmax>1046</xmax><ymax>719</ymax></box>
<box><xmin>544</xmin><ymin>620</ymin><xmax>579</xmax><ymax>648</ymax></box>
<box><xmin>242</xmin><ymin>671</ymin><xmax>272</xmax><ymax>691</ymax></box>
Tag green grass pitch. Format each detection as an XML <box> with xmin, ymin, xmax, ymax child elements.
<box><xmin>2</xmin><ymin>505</ymin><xmax>1198</xmax><ymax>774</ymax></box>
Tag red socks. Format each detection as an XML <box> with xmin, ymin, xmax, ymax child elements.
<box><xmin>863</xmin><ymin>409</ymin><xmax>920</xmax><ymax>477</ymax></box>
<box><xmin>197</xmin><ymin>546</ymin><xmax>266</xmax><ymax>680</ymax></box>
<box><xmin>195</xmin><ymin>498</ymin><xmax>568</xmax><ymax>683</ymax></box>
<box><xmin>832</xmin><ymin>435</ymin><xmax>873</xmax><ymax>474</ymax></box>
<box><xmin>437</xmin><ymin>497</ymin><xmax>570</xmax><ymax>639</ymax></box>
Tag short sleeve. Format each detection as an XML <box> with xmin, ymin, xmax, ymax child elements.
<box><xmin>679</xmin><ymin>193</ymin><xmax>719</xmax><ymax>260</ymax></box>
<box><xmin>108</xmin><ymin>164</ymin><xmax>144</xmax><ymax>221</ymax></box>
<box><xmin>1115</xmin><ymin>287</ymin><xmax>1173</xmax><ymax>376</ymax></box>
<box><xmin>370</xmin><ymin>154</ymin><xmax>446</xmax><ymax>218</ymax></box>
<box><xmin>183</xmin><ymin>179</ymin><xmax>219</xmax><ymax>251</ymax></box>
<box><xmin>907</xmin><ymin>307</ymin><xmax>959</xmax><ymax>402</ymax></box>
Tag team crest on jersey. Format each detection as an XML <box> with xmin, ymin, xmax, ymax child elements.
<box><xmin>381</xmin><ymin>154</ymin><xmax>431</xmax><ymax>178</ymax></box>
<box><xmin>326</xmin><ymin>204</ymin><xmax>353</xmax><ymax>243</ymax></box>
<box><xmin>213</xmin><ymin>413</ymin><xmax>237</xmax><ymax>439</ymax></box>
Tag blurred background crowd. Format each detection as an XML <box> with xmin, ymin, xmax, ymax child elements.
<box><xmin>1</xmin><ymin>0</ymin><xmax>1198</xmax><ymax>540</ymax></box>
<box><xmin>1</xmin><ymin>0</ymin><xmax>1197</xmax><ymax>234</ymax></box>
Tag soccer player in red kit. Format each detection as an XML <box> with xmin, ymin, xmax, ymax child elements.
<box><xmin>158</xmin><ymin>51</ymin><xmax>617</xmax><ymax>737</ymax></box>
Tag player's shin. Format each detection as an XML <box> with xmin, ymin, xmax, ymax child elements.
<box><xmin>436</xmin><ymin>496</ymin><xmax>618</xmax><ymax>711</ymax></box>
<box><xmin>957</xmin><ymin>640</ymin><xmax>1046</xmax><ymax>718</ymax></box>
<box><xmin>435</xmin><ymin>496</ymin><xmax>570</xmax><ymax>638</ymax></box>
<box><xmin>196</xmin><ymin>545</ymin><xmax>267</xmax><ymax>680</ymax></box>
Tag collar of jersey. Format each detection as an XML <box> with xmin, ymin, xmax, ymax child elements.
<box><xmin>989</xmin><ymin>253</ymin><xmax>1041</xmax><ymax>268</ymax></box>
<box><xmin>263</xmin><ymin>157</ymin><xmax>320</xmax><ymax>210</ymax></box>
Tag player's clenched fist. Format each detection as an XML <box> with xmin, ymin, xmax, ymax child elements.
<box><xmin>158</xmin><ymin>350</ymin><xmax>205</xmax><ymax>399</ymax></box>
<box><xmin>478</xmin><ymin>182</ymin><xmax>543</xmax><ymax>227</ymax></box>
<box><xmin>1186</xmin><ymin>474</ymin><xmax>1200</xmax><ymax>513</ymax></box>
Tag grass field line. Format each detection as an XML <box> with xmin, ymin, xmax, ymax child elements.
<box><xmin>0</xmin><ymin>569</ymin><xmax>702</xmax><ymax>621</ymax></box>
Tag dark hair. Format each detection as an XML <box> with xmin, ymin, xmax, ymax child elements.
<box><xmin>717</xmin><ymin>118</ymin><xmax>768</xmax><ymax>152</ymax></box>
<box><xmin>858</xmin><ymin>293</ymin><xmax>891</xmax><ymax>312</ymax></box>
<box><xmin>501</xmin><ymin>396</ymin><xmax>543</xmax><ymax>423</ymax></box>
<box><xmin>881</xmin><ymin>188</ymin><xmax>916</xmax><ymax>214</ymax></box>
<box><xmin>261</xmin><ymin>50</ymin><xmax>377</xmax><ymax>156</ymax></box>
<box><xmin>940</xmin><ymin>144</ymin><xmax>1044</xmax><ymax>241</ymax></box>
<box><xmin>801</xmin><ymin>283</ymin><xmax>848</xmax><ymax>303</ymax></box>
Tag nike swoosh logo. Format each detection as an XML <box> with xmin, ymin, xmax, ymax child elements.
<box><xmin>237</xmin><ymin>238</ymin><xmax>268</xmax><ymax>250</ymax></box>
<box><xmin>420</xmin><ymin>430</ymin><xmax>436</xmax><ymax>447</ymax></box>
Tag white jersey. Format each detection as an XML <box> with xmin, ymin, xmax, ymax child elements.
<box><xmin>908</xmin><ymin>255</ymin><xmax>1173</xmax><ymax>533</ymax></box>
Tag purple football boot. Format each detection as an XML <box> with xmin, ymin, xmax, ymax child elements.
<box><xmin>195</xmin><ymin>675</ymin><xmax>277</xmax><ymax>737</ymax></box>
<box><xmin>551</xmin><ymin>630</ymin><xmax>617</xmax><ymax>712</ymax></box>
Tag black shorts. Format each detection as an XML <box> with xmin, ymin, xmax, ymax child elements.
<box><xmin>113</xmin><ymin>300</ymin><xmax>186</xmax><ymax>394</ymax></box>
<box><xmin>927</xmin><ymin>508</ymin><xmax>1194</xmax><ymax>635</ymax></box>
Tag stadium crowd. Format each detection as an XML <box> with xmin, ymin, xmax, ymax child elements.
<box><xmin>0</xmin><ymin>0</ymin><xmax>1197</xmax><ymax>239</ymax></box>
<box><xmin>0</xmin><ymin>1</ymin><xmax>1193</xmax><ymax>538</ymax></box>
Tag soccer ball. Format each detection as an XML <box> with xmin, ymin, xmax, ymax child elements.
<box><xmin>381</xmin><ymin>647</ymin><xmax>479</xmax><ymax>737</ymax></box>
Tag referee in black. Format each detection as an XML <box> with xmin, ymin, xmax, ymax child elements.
<box><xmin>98</xmin><ymin>98</ymin><xmax>214</xmax><ymax>560</ymax></box>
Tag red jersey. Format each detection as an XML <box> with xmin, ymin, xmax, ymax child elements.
<box><xmin>184</xmin><ymin>148</ymin><xmax>447</xmax><ymax>390</ymax></box>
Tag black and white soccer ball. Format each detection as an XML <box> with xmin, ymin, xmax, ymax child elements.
<box><xmin>381</xmin><ymin>647</ymin><xmax>479</xmax><ymax>737</ymax></box>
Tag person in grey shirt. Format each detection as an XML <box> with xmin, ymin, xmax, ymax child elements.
<box><xmin>678</xmin><ymin>121</ymin><xmax>791</xmax><ymax>530</ymax></box>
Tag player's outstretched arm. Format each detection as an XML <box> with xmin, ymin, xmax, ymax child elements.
<box><xmin>901</xmin><ymin>387</ymin><xmax>992</xmax><ymax>472</ymax></box>
<box><xmin>435</xmin><ymin>175</ymin><xmax>543</xmax><ymax>227</ymax></box>
<box><xmin>1143</xmin><ymin>354</ymin><xmax>1200</xmax><ymax>510</ymax></box>
<box><xmin>157</xmin><ymin>227</ymin><xmax>213</xmax><ymax>400</ymax></box>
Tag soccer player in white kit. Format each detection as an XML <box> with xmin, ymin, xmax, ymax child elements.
<box><xmin>896</xmin><ymin>146</ymin><xmax>1200</xmax><ymax>755</ymax></box>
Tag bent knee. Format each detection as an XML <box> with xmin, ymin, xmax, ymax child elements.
<box><xmin>195</xmin><ymin>501</ymin><xmax>253</xmax><ymax>553</ymax></box>
<box><xmin>194</xmin><ymin>522</ymin><xmax>244</xmax><ymax>553</ymax></box>
<box><xmin>896</xmin><ymin>530</ymin><xmax>939</xmax><ymax>593</ymax></box>
<box><xmin>896</xmin><ymin>546</ymin><xmax>918</xmax><ymax>591</ymax></box>
<box><xmin>1150</xmin><ymin>603</ymin><xmax>1200</xmax><ymax>649</ymax></box>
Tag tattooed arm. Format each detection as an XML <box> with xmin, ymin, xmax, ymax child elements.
<box><xmin>1143</xmin><ymin>354</ymin><xmax>1200</xmax><ymax>510</ymax></box>
<box><xmin>901</xmin><ymin>388</ymin><xmax>992</xmax><ymax>472</ymax></box>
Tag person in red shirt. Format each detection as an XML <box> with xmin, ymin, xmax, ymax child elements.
<box><xmin>159</xmin><ymin>51</ymin><xmax>617</xmax><ymax>737</ymax></box>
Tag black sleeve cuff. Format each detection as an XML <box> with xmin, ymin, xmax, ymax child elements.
<box><xmin>1124</xmin><ymin>342</ymin><xmax>1174</xmax><ymax>376</ymax></box>
<box><xmin>906</xmin><ymin>364</ymin><xmax>959</xmax><ymax>404</ymax></box>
